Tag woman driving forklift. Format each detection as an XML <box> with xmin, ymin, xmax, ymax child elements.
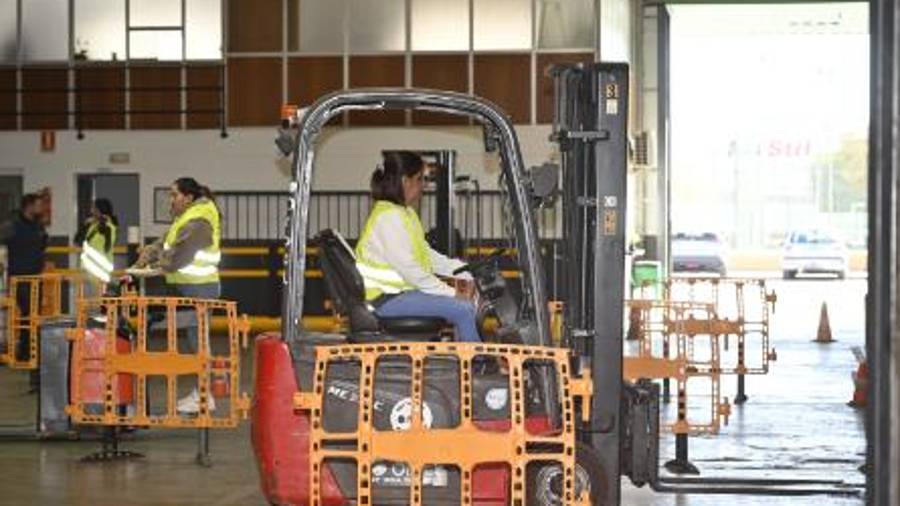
<box><xmin>356</xmin><ymin>151</ymin><xmax>481</xmax><ymax>342</ymax></box>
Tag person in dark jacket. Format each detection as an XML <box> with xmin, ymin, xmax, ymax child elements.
<box><xmin>1</xmin><ymin>193</ymin><xmax>48</xmax><ymax>278</ymax></box>
<box><xmin>0</xmin><ymin>194</ymin><xmax>48</xmax><ymax>379</ymax></box>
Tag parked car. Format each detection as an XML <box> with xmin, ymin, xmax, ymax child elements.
<box><xmin>781</xmin><ymin>229</ymin><xmax>849</xmax><ymax>279</ymax></box>
<box><xmin>672</xmin><ymin>232</ymin><xmax>728</xmax><ymax>276</ymax></box>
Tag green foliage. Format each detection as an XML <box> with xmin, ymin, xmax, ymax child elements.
<box><xmin>813</xmin><ymin>136</ymin><xmax>867</xmax><ymax>212</ymax></box>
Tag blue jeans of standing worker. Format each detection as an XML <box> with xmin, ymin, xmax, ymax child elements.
<box><xmin>171</xmin><ymin>282</ymin><xmax>221</xmax><ymax>353</ymax></box>
<box><xmin>375</xmin><ymin>290</ymin><xmax>480</xmax><ymax>342</ymax></box>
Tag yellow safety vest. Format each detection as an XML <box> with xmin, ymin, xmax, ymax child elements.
<box><xmin>80</xmin><ymin>220</ymin><xmax>117</xmax><ymax>283</ymax></box>
<box><xmin>355</xmin><ymin>200</ymin><xmax>432</xmax><ymax>301</ymax></box>
<box><xmin>163</xmin><ymin>199</ymin><xmax>221</xmax><ymax>285</ymax></box>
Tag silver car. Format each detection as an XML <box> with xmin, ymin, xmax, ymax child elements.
<box><xmin>672</xmin><ymin>232</ymin><xmax>728</xmax><ymax>276</ymax></box>
<box><xmin>781</xmin><ymin>229</ymin><xmax>849</xmax><ymax>279</ymax></box>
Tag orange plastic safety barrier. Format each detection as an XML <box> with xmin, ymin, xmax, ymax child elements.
<box><xmin>663</xmin><ymin>277</ymin><xmax>777</xmax><ymax>375</ymax></box>
<box><xmin>295</xmin><ymin>342</ymin><xmax>593</xmax><ymax>506</ymax></box>
<box><xmin>66</xmin><ymin>296</ymin><xmax>250</xmax><ymax>429</ymax></box>
<box><xmin>624</xmin><ymin>299</ymin><xmax>731</xmax><ymax>435</ymax></box>
<box><xmin>1</xmin><ymin>272</ymin><xmax>100</xmax><ymax>369</ymax></box>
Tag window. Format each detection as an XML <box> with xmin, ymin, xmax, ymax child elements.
<box><xmin>75</xmin><ymin>0</ymin><xmax>127</xmax><ymax>61</ymax></box>
<box><xmin>350</xmin><ymin>0</ymin><xmax>405</xmax><ymax>52</ymax></box>
<box><xmin>474</xmin><ymin>0</ymin><xmax>532</xmax><ymax>51</ymax></box>
<box><xmin>129</xmin><ymin>31</ymin><xmax>183</xmax><ymax>61</ymax></box>
<box><xmin>186</xmin><ymin>0</ymin><xmax>223</xmax><ymax>59</ymax></box>
<box><xmin>22</xmin><ymin>0</ymin><xmax>69</xmax><ymax>61</ymax></box>
<box><xmin>293</xmin><ymin>0</ymin><xmax>346</xmax><ymax>53</ymax></box>
<box><xmin>411</xmin><ymin>0</ymin><xmax>469</xmax><ymax>51</ymax></box>
<box><xmin>130</xmin><ymin>0</ymin><xmax>182</xmax><ymax>27</ymax></box>
<box><xmin>0</xmin><ymin>0</ymin><xmax>16</xmax><ymax>62</ymax></box>
<box><xmin>536</xmin><ymin>0</ymin><xmax>593</xmax><ymax>49</ymax></box>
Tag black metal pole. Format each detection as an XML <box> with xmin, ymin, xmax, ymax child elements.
<box><xmin>196</xmin><ymin>428</ymin><xmax>211</xmax><ymax>466</ymax></box>
<box><xmin>735</xmin><ymin>373</ymin><xmax>747</xmax><ymax>405</ymax></box>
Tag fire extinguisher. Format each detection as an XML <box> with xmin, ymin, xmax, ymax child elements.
<box><xmin>211</xmin><ymin>358</ymin><xmax>229</xmax><ymax>398</ymax></box>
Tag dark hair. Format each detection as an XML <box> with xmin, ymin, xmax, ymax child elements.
<box><xmin>370</xmin><ymin>151</ymin><xmax>425</xmax><ymax>205</ymax></box>
<box><xmin>20</xmin><ymin>193</ymin><xmax>41</xmax><ymax>210</ymax></box>
<box><xmin>173</xmin><ymin>177</ymin><xmax>215</xmax><ymax>201</ymax></box>
<box><xmin>93</xmin><ymin>198</ymin><xmax>118</xmax><ymax>226</ymax></box>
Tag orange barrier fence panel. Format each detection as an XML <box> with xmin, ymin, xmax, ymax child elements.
<box><xmin>66</xmin><ymin>296</ymin><xmax>250</xmax><ymax>429</ymax></box>
<box><xmin>295</xmin><ymin>342</ymin><xmax>593</xmax><ymax>506</ymax></box>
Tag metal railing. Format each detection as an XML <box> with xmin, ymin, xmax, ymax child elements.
<box><xmin>215</xmin><ymin>190</ymin><xmax>563</xmax><ymax>242</ymax></box>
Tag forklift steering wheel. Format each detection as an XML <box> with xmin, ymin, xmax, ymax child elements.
<box><xmin>452</xmin><ymin>247</ymin><xmax>508</xmax><ymax>277</ymax></box>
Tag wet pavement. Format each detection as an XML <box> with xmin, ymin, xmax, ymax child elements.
<box><xmin>0</xmin><ymin>275</ymin><xmax>866</xmax><ymax>505</ymax></box>
<box><xmin>625</xmin><ymin>275</ymin><xmax>867</xmax><ymax>505</ymax></box>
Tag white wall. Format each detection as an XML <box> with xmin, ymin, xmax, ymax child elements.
<box><xmin>600</xmin><ymin>0</ymin><xmax>634</xmax><ymax>63</ymax></box>
<box><xmin>0</xmin><ymin>124</ymin><xmax>556</xmax><ymax>239</ymax></box>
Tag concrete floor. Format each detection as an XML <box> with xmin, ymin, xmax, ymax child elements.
<box><xmin>0</xmin><ymin>275</ymin><xmax>866</xmax><ymax>505</ymax></box>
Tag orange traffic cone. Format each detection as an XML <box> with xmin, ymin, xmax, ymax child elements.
<box><xmin>814</xmin><ymin>302</ymin><xmax>834</xmax><ymax>343</ymax></box>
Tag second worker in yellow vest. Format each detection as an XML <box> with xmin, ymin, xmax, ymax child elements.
<box><xmin>132</xmin><ymin>177</ymin><xmax>221</xmax><ymax>414</ymax></box>
<box><xmin>356</xmin><ymin>151</ymin><xmax>480</xmax><ymax>342</ymax></box>
<box><xmin>75</xmin><ymin>198</ymin><xmax>118</xmax><ymax>285</ymax></box>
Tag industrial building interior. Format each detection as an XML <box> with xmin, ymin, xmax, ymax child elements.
<box><xmin>0</xmin><ymin>0</ymin><xmax>899</xmax><ymax>505</ymax></box>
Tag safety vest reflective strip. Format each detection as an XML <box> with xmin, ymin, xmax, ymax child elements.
<box><xmin>163</xmin><ymin>243</ymin><xmax>221</xmax><ymax>277</ymax></box>
<box><xmin>355</xmin><ymin>200</ymin><xmax>432</xmax><ymax>300</ymax></box>
<box><xmin>80</xmin><ymin>243</ymin><xmax>112</xmax><ymax>283</ymax></box>
<box><xmin>355</xmin><ymin>261</ymin><xmax>407</xmax><ymax>295</ymax></box>
<box><xmin>163</xmin><ymin>199</ymin><xmax>221</xmax><ymax>284</ymax></box>
<box><xmin>81</xmin><ymin>242</ymin><xmax>113</xmax><ymax>283</ymax></box>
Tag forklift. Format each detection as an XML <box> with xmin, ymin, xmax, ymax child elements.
<box><xmin>251</xmin><ymin>65</ymin><xmax>658</xmax><ymax>506</ymax></box>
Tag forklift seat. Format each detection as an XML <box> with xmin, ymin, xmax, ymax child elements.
<box><xmin>315</xmin><ymin>229</ymin><xmax>446</xmax><ymax>342</ymax></box>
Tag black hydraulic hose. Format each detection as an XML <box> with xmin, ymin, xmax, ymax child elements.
<box><xmin>658</xmin><ymin>476</ymin><xmax>856</xmax><ymax>486</ymax></box>
<box><xmin>649</xmin><ymin>482</ymin><xmax>862</xmax><ymax>498</ymax></box>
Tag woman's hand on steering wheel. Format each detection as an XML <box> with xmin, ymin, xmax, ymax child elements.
<box><xmin>454</xmin><ymin>279</ymin><xmax>476</xmax><ymax>301</ymax></box>
<box><xmin>452</xmin><ymin>247</ymin><xmax>508</xmax><ymax>277</ymax></box>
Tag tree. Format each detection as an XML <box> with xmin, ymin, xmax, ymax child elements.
<box><xmin>813</xmin><ymin>135</ymin><xmax>867</xmax><ymax>212</ymax></box>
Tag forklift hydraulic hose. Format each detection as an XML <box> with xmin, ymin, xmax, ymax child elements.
<box><xmin>649</xmin><ymin>482</ymin><xmax>862</xmax><ymax>498</ymax></box>
<box><xmin>649</xmin><ymin>475</ymin><xmax>864</xmax><ymax>498</ymax></box>
<box><xmin>659</xmin><ymin>476</ymin><xmax>856</xmax><ymax>486</ymax></box>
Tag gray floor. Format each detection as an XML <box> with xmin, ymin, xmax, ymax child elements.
<box><xmin>0</xmin><ymin>276</ymin><xmax>867</xmax><ymax>505</ymax></box>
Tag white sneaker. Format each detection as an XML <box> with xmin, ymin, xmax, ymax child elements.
<box><xmin>176</xmin><ymin>389</ymin><xmax>216</xmax><ymax>414</ymax></box>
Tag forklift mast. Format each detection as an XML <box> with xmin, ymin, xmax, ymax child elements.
<box><xmin>553</xmin><ymin>62</ymin><xmax>631</xmax><ymax>505</ymax></box>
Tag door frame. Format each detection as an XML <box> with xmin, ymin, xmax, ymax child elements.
<box><xmin>74</xmin><ymin>171</ymin><xmax>141</xmax><ymax>244</ymax></box>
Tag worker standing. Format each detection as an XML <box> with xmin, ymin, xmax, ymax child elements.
<box><xmin>0</xmin><ymin>194</ymin><xmax>48</xmax><ymax>389</ymax></box>
<box><xmin>131</xmin><ymin>177</ymin><xmax>221</xmax><ymax>414</ymax></box>
<box><xmin>74</xmin><ymin>198</ymin><xmax>117</xmax><ymax>286</ymax></box>
<box><xmin>355</xmin><ymin>151</ymin><xmax>479</xmax><ymax>342</ymax></box>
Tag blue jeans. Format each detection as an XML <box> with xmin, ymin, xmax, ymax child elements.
<box><xmin>375</xmin><ymin>290</ymin><xmax>480</xmax><ymax>342</ymax></box>
<box><xmin>172</xmin><ymin>282</ymin><xmax>221</xmax><ymax>353</ymax></box>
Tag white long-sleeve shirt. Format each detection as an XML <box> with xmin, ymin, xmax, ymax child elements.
<box><xmin>362</xmin><ymin>206</ymin><xmax>470</xmax><ymax>297</ymax></box>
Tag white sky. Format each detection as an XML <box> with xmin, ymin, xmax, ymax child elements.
<box><xmin>668</xmin><ymin>3</ymin><xmax>869</xmax><ymax>240</ymax></box>
<box><xmin>670</xmin><ymin>2</ymin><xmax>869</xmax><ymax>161</ymax></box>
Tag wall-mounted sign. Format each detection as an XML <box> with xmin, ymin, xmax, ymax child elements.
<box><xmin>109</xmin><ymin>152</ymin><xmax>130</xmax><ymax>164</ymax></box>
<box><xmin>40</xmin><ymin>131</ymin><xmax>55</xmax><ymax>152</ymax></box>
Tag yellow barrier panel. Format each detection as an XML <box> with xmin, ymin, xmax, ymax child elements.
<box><xmin>295</xmin><ymin>341</ymin><xmax>593</xmax><ymax>506</ymax></box>
<box><xmin>66</xmin><ymin>296</ymin><xmax>250</xmax><ymax>429</ymax></box>
<box><xmin>663</xmin><ymin>277</ymin><xmax>777</xmax><ymax>375</ymax></box>
<box><xmin>2</xmin><ymin>272</ymin><xmax>100</xmax><ymax>370</ymax></box>
<box><xmin>624</xmin><ymin>299</ymin><xmax>730</xmax><ymax>435</ymax></box>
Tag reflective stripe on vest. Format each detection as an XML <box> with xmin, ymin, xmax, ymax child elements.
<box><xmin>355</xmin><ymin>200</ymin><xmax>432</xmax><ymax>301</ymax></box>
<box><xmin>81</xmin><ymin>243</ymin><xmax>112</xmax><ymax>283</ymax></box>
<box><xmin>80</xmin><ymin>221</ymin><xmax>116</xmax><ymax>283</ymax></box>
<box><xmin>163</xmin><ymin>198</ymin><xmax>221</xmax><ymax>285</ymax></box>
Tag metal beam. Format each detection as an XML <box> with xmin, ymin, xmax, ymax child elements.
<box><xmin>868</xmin><ymin>0</ymin><xmax>899</xmax><ymax>503</ymax></box>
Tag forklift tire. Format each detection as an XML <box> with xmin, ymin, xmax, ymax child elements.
<box><xmin>526</xmin><ymin>442</ymin><xmax>608</xmax><ymax>506</ymax></box>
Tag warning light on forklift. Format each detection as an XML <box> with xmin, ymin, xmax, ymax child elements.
<box><xmin>281</xmin><ymin>104</ymin><xmax>298</xmax><ymax>121</ymax></box>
